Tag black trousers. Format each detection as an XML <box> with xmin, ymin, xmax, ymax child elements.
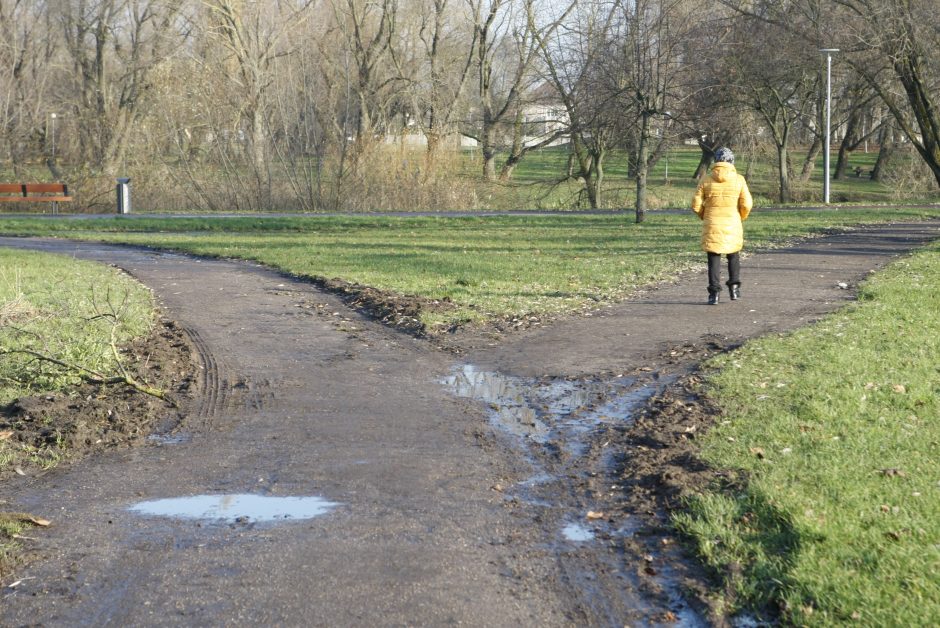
<box><xmin>707</xmin><ymin>252</ymin><xmax>740</xmax><ymax>295</ymax></box>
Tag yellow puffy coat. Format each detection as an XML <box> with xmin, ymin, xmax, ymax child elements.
<box><xmin>692</xmin><ymin>162</ymin><xmax>753</xmax><ymax>254</ymax></box>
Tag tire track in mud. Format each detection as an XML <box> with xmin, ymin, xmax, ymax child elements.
<box><xmin>183</xmin><ymin>326</ymin><xmax>225</xmax><ymax>422</ymax></box>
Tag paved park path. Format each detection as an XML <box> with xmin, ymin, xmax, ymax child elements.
<box><xmin>0</xmin><ymin>220</ymin><xmax>938</xmax><ymax>626</ymax></box>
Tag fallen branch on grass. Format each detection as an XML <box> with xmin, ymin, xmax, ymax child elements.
<box><xmin>0</xmin><ymin>347</ymin><xmax>175</xmax><ymax>406</ymax></box>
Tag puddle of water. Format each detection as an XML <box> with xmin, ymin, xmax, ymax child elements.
<box><xmin>562</xmin><ymin>523</ymin><xmax>596</xmax><ymax>542</ymax></box>
<box><xmin>129</xmin><ymin>494</ymin><xmax>340</xmax><ymax>523</ymax></box>
<box><xmin>443</xmin><ymin>366</ymin><xmax>668</xmax><ymax>449</ymax></box>
<box><xmin>443</xmin><ymin>366</ymin><xmax>551</xmax><ymax>441</ymax></box>
<box><xmin>443</xmin><ymin>365</ymin><xmax>702</xmax><ymax>625</ymax></box>
<box><xmin>147</xmin><ymin>432</ymin><xmax>191</xmax><ymax>445</ymax></box>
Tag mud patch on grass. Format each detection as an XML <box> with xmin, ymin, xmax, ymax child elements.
<box><xmin>314</xmin><ymin>276</ymin><xmax>459</xmax><ymax>337</ymax></box>
<box><xmin>0</xmin><ymin>319</ymin><xmax>198</xmax><ymax>481</ymax></box>
<box><xmin>612</xmin><ymin>375</ymin><xmax>727</xmax><ymax>516</ymax></box>
<box><xmin>598</xmin><ymin>368</ymin><xmax>743</xmax><ymax>626</ymax></box>
<box><xmin>444</xmin><ymin>357</ymin><xmax>721</xmax><ymax>624</ymax></box>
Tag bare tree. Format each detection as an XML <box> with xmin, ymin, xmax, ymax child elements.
<box><xmin>332</xmin><ymin>0</ymin><xmax>399</xmax><ymax>143</ymax></box>
<box><xmin>606</xmin><ymin>0</ymin><xmax>695</xmax><ymax>222</ymax></box>
<box><xmin>461</xmin><ymin>0</ymin><xmax>575</xmax><ymax>181</ymax></box>
<box><xmin>201</xmin><ymin>0</ymin><xmax>314</xmax><ymax>206</ymax></box>
<box><xmin>832</xmin><ymin>80</ymin><xmax>881</xmax><ymax>179</ymax></box>
<box><xmin>833</xmin><ymin>0</ymin><xmax>940</xmax><ymax>187</ymax></box>
<box><xmin>0</xmin><ymin>0</ymin><xmax>62</xmax><ymax>178</ymax></box>
<box><xmin>388</xmin><ymin>0</ymin><xmax>476</xmax><ymax>168</ymax></box>
<box><xmin>724</xmin><ymin>11</ymin><xmax>818</xmax><ymax>202</ymax></box>
<box><xmin>530</xmin><ymin>0</ymin><xmax>614</xmax><ymax>208</ymax></box>
<box><xmin>725</xmin><ymin>0</ymin><xmax>940</xmax><ymax>188</ymax></box>
<box><xmin>56</xmin><ymin>0</ymin><xmax>187</xmax><ymax>190</ymax></box>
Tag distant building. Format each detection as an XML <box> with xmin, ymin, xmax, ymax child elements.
<box><xmin>518</xmin><ymin>82</ymin><xmax>569</xmax><ymax>148</ymax></box>
<box><xmin>383</xmin><ymin>132</ymin><xmax>477</xmax><ymax>148</ymax></box>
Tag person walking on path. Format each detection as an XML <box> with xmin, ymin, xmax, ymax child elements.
<box><xmin>692</xmin><ymin>147</ymin><xmax>753</xmax><ymax>305</ymax></box>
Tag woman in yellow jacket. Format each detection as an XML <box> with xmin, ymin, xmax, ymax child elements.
<box><xmin>692</xmin><ymin>147</ymin><xmax>753</xmax><ymax>305</ymax></box>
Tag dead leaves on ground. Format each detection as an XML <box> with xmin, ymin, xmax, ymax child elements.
<box><xmin>879</xmin><ymin>468</ymin><xmax>906</xmax><ymax>478</ymax></box>
<box><xmin>0</xmin><ymin>512</ymin><xmax>51</xmax><ymax>528</ymax></box>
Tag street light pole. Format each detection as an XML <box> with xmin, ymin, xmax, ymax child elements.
<box><xmin>819</xmin><ymin>49</ymin><xmax>839</xmax><ymax>204</ymax></box>
<box><xmin>50</xmin><ymin>113</ymin><xmax>57</xmax><ymax>163</ymax></box>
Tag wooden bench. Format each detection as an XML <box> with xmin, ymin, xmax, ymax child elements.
<box><xmin>0</xmin><ymin>183</ymin><xmax>73</xmax><ymax>213</ymax></box>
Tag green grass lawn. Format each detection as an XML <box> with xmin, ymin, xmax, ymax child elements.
<box><xmin>674</xmin><ymin>240</ymin><xmax>940</xmax><ymax>625</ymax></box>
<box><xmin>0</xmin><ymin>248</ymin><xmax>155</xmax><ymax>404</ymax></box>
<box><xmin>1</xmin><ymin>208</ymin><xmax>938</xmax><ymax>331</ymax></box>
<box><xmin>470</xmin><ymin>145</ymin><xmax>922</xmax><ymax>210</ymax></box>
<box><xmin>0</xmin><ymin>249</ymin><xmax>155</xmax><ymax>577</ymax></box>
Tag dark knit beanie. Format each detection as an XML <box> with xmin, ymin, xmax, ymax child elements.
<box><xmin>714</xmin><ymin>147</ymin><xmax>734</xmax><ymax>164</ymax></box>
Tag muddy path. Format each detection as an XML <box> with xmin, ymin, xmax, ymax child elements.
<box><xmin>1</xmin><ymin>220</ymin><xmax>938</xmax><ymax>626</ymax></box>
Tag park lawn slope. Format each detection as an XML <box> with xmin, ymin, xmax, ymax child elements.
<box><xmin>674</xmin><ymin>240</ymin><xmax>940</xmax><ymax>625</ymax></box>
<box><xmin>0</xmin><ymin>248</ymin><xmax>155</xmax><ymax>403</ymax></box>
<box><xmin>1</xmin><ymin>208</ymin><xmax>938</xmax><ymax>331</ymax></box>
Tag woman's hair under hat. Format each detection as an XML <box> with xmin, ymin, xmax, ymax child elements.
<box><xmin>714</xmin><ymin>147</ymin><xmax>735</xmax><ymax>164</ymax></box>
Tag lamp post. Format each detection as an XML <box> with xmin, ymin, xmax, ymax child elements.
<box><xmin>819</xmin><ymin>49</ymin><xmax>839</xmax><ymax>204</ymax></box>
<box><xmin>663</xmin><ymin>111</ymin><xmax>671</xmax><ymax>184</ymax></box>
<box><xmin>50</xmin><ymin>113</ymin><xmax>57</xmax><ymax>163</ymax></box>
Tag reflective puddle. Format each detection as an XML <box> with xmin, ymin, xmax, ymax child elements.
<box><xmin>443</xmin><ymin>365</ymin><xmax>669</xmax><ymax>453</ymax></box>
<box><xmin>562</xmin><ymin>523</ymin><xmax>596</xmax><ymax>542</ymax></box>
<box><xmin>448</xmin><ymin>364</ymin><xmax>701</xmax><ymax>623</ymax></box>
<box><xmin>129</xmin><ymin>494</ymin><xmax>340</xmax><ymax>523</ymax></box>
<box><xmin>147</xmin><ymin>432</ymin><xmax>192</xmax><ymax>445</ymax></box>
<box><xmin>442</xmin><ymin>364</ymin><xmax>675</xmax><ymax>517</ymax></box>
<box><xmin>443</xmin><ymin>366</ymin><xmax>550</xmax><ymax>441</ymax></box>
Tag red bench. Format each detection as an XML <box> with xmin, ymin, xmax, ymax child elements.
<box><xmin>0</xmin><ymin>183</ymin><xmax>73</xmax><ymax>212</ymax></box>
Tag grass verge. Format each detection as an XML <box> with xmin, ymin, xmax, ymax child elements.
<box><xmin>1</xmin><ymin>208</ymin><xmax>938</xmax><ymax>332</ymax></box>
<box><xmin>1</xmin><ymin>248</ymin><xmax>157</xmax><ymax>576</ymax></box>
<box><xmin>673</xmin><ymin>241</ymin><xmax>940</xmax><ymax>625</ymax></box>
<box><xmin>0</xmin><ymin>247</ymin><xmax>156</xmax><ymax>472</ymax></box>
<box><xmin>0</xmin><ymin>248</ymin><xmax>155</xmax><ymax>403</ymax></box>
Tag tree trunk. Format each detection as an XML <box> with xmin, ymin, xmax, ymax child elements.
<box><xmin>693</xmin><ymin>141</ymin><xmax>714</xmax><ymax>179</ymax></box>
<box><xmin>499</xmin><ymin>110</ymin><xmax>525</xmax><ymax>181</ymax></box>
<box><xmin>834</xmin><ymin>143</ymin><xmax>850</xmax><ymax>180</ymax></box>
<box><xmin>571</xmin><ymin>136</ymin><xmax>603</xmax><ymax>209</ymax></box>
<box><xmin>777</xmin><ymin>143</ymin><xmax>790</xmax><ymax>203</ymax></box>
<box><xmin>482</xmin><ymin>144</ymin><xmax>497</xmax><ymax>181</ymax></box>
<box><xmin>499</xmin><ymin>157</ymin><xmax>520</xmax><ymax>182</ymax></box>
<box><xmin>834</xmin><ymin>112</ymin><xmax>860</xmax><ymax>180</ymax></box>
<box><xmin>481</xmin><ymin>118</ymin><xmax>498</xmax><ymax>181</ymax></box>
<box><xmin>425</xmin><ymin>131</ymin><xmax>441</xmax><ymax>176</ymax></box>
<box><xmin>249</xmin><ymin>105</ymin><xmax>272</xmax><ymax>207</ymax></box>
<box><xmin>871</xmin><ymin>123</ymin><xmax>895</xmax><ymax>182</ymax></box>
<box><xmin>892</xmin><ymin>54</ymin><xmax>940</xmax><ymax>188</ymax></box>
<box><xmin>799</xmin><ymin>136</ymin><xmax>822</xmax><ymax>182</ymax></box>
<box><xmin>635</xmin><ymin>112</ymin><xmax>651</xmax><ymax>223</ymax></box>
<box><xmin>593</xmin><ymin>152</ymin><xmax>604</xmax><ymax>209</ymax></box>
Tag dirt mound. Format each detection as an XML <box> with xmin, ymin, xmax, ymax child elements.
<box><xmin>315</xmin><ymin>276</ymin><xmax>459</xmax><ymax>335</ymax></box>
<box><xmin>0</xmin><ymin>320</ymin><xmax>198</xmax><ymax>480</ymax></box>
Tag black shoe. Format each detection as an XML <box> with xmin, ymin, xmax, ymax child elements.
<box><xmin>708</xmin><ymin>293</ymin><xmax>719</xmax><ymax>305</ymax></box>
<box><xmin>729</xmin><ymin>284</ymin><xmax>740</xmax><ymax>300</ymax></box>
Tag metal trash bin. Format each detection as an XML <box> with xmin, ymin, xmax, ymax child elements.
<box><xmin>116</xmin><ymin>177</ymin><xmax>131</xmax><ymax>214</ymax></box>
